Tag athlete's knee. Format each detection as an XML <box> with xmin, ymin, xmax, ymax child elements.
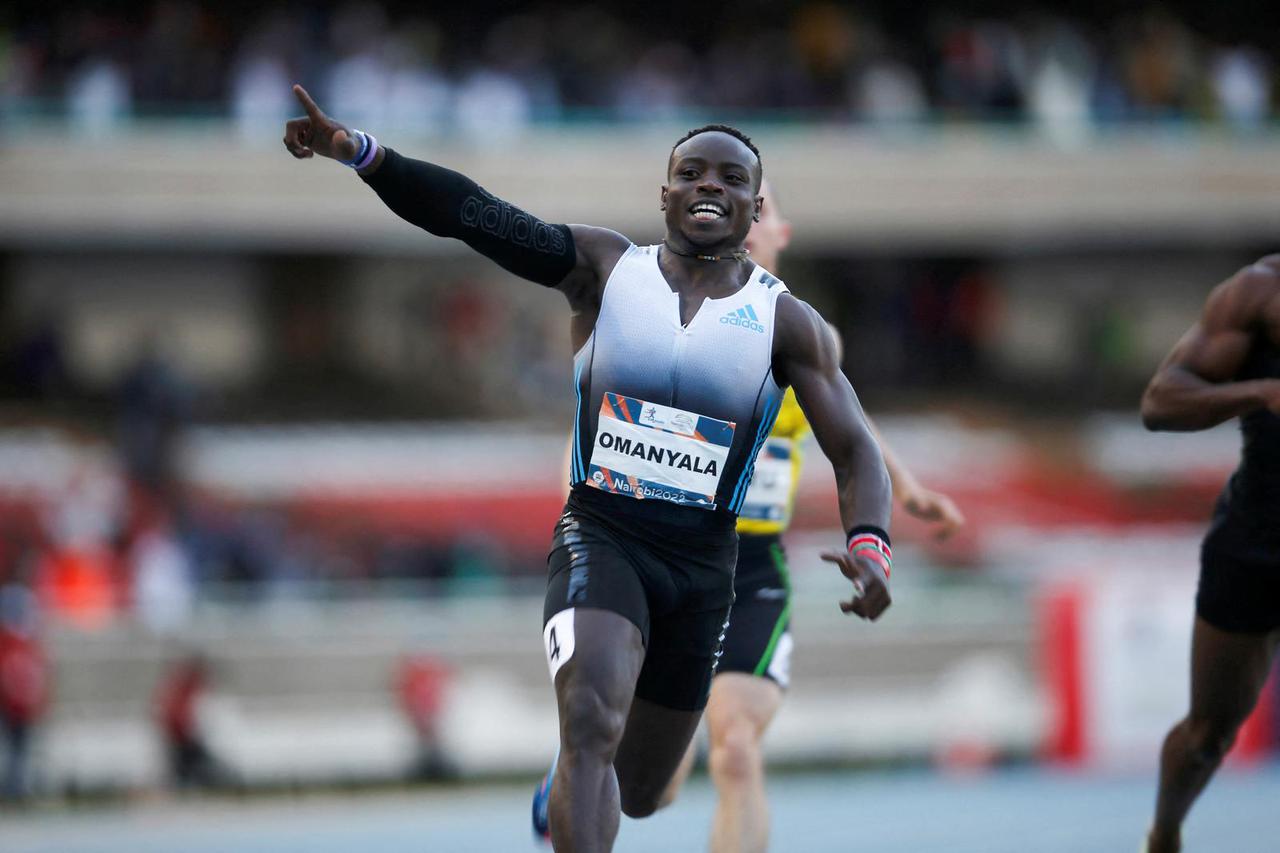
<box><xmin>617</xmin><ymin>749</ymin><xmax>678</xmax><ymax>819</ymax></box>
<box><xmin>1179</xmin><ymin>715</ymin><xmax>1241</xmax><ymax>767</ymax></box>
<box><xmin>559</xmin><ymin>681</ymin><xmax>628</xmax><ymax>760</ymax></box>
<box><xmin>709</xmin><ymin>718</ymin><xmax>763</xmax><ymax>787</ymax></box>
<box><xmin>619</xmin><ymin>785</ymin><xmax>663</xmax><ymax>819</ymax></box>
<box><xmin>620</xmin><ymin>767</ymin><xmax>678</xmax><ymax>819</ymax></box>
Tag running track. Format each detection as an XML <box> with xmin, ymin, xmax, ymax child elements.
<box><xmin>5</xmin><ymin>764</ymin><xmax>1278</xmax><ymax>852</ymax></box>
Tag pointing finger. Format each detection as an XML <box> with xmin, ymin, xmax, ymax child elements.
<box><xmin>292</xmin><ymin>84</ymin><xmax>325</xmax><ymax>121</ymax></box>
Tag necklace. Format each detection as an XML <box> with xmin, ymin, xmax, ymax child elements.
<box><xmin>662</xmin><ymin>240</ymin><xmax>750</xmax><ymax>262</ymax></box>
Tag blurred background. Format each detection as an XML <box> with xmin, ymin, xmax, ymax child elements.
<box><xmin>2</xmin><ymin>1</ymin><xmax>1280</xmax><ymax>849</ymax></box>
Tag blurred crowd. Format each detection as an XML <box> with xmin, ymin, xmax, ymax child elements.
<box><xmin>2</xmin><ymin>2</ymin><xmax>1276</xmax><ymax>135</ymax></box>
<box><xmin>0</xmin><ymin>342</ymin><xmax>515</xmax><ymax>655</ymax></box>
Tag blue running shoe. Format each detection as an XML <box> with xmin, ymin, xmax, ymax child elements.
<box><xmin>531</xmin><ymin>751</ymin><xmax>558</xmax><ymax>845</ymax></box>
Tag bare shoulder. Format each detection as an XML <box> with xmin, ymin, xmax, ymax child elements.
<box><xmin>773</xmin><ymin>293</ymin><xmax>839</xmax><ymax>379</ymax></box>
<box><xmin>567</xmin><ymin>225</ymin><xmax>630</xmax><ymax>270</ymax></box>
<box><xmin>1248</xmin><ymin>256</ymin><xmax>1280</xmax><ymax>333</ymax></box>
<box><xmin>774</xmin><ymin>292</ymin><xmax>823</xmax><ymax>350</ymax></box>
<box><xmin>1213</xmin><ymin>257</ymin><xmax>1280</xmax><ymax>326</ymax></box>
<box><xmin>560</xmin><ymin>225</ymin><xmax>631</xmax><ymax>305</ymax></box>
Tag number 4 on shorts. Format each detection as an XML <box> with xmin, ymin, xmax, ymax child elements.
<box><xmin>543</xmin><ymin>609</ymin><xmax>576</xmax><ymax>682</ymax></box>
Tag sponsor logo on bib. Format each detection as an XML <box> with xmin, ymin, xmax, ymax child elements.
<box><xmin>586</xmin><ymin>393</ymin><xmax>735</xmax><ymax>510</ymax></box>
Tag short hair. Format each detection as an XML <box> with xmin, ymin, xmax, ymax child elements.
<box><xmin>669</xmin><ymin>124</ymin><xmax>763</xmax><ymax>186</ymax></box>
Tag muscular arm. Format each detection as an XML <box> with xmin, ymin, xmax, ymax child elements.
<box><xmin>360</xmin><ymin>149</ymin><xmax>577</xmax><ymax>285</ymax></box>
<box><xmin>283</xmin><ymin>84</ymin><xmax>627</xmax><ymax>316</ymax></box>
<box><xmin>1141</xmin><ymin>261</ymin><xmax>1280</xmax><ymax>432</ymax></box>
<box><xmin>774</xmin><ymin>294</ymin><xmax>892</xmax><ymax>618</ymax></box>
<box><xmin>774</xmin><ymin>298</ymin><xmax>889</xmax><ymax>532</ymax></box>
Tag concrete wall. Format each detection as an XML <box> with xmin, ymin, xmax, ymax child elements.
<box><xmin>4</xmin><ymin>125</ymin><xmax>1278</xmax><ymax>254</ymax></box>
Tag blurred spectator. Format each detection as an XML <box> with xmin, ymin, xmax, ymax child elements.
<box><xmin>396</xmin><ymin>654</ymin><xmax>457</xmax><ymax>781</ymax></box>
<box><xmin>453</xmin><ymin>67</ymin><xmax>532</xmax><ymax>141</ymax></box>
<box><xmin>133</xmin><ymin>1</ymin><xmax>226</xmax><ymax>105</ymax></box>
<box><xmin>935</xmin><ymin>19</ymin><xmax>1028</xmax><ymax>120</ymax></box>
<box><xmin>1210</xmin><ymin>45</ymin><xmax>1271</xmax><ymax>130</ymax></box>
<box><xmin>128</xmin><ymin>505</ymin><xmax>196</xmax><ymax>634</ymax></box>
<box><xmin>60</xmin><ymin>10</ymin><xmax>133</xmax><ymax>134</ymax></box>
<box><xmin>1120</xmin><ymin>10</ymin><xmax>1199</xmax><ymax>118</ymax></box>
<box><xmin>1026</xmin><ymin>18</ymin><xmax>1097</xmax><ymax>145</ymax></box>
<box><xmin>0</xmin><ymin>581</ymin><xmax>50</xmax><ymax>801</ymax></box>
<box><xmin>0</xmin><ymin>3</ymin><xmax>1275</xmax><ymax>128</ymax></box>
<box><xmin>325</xmin><ymin>1</ymin><xmax>391</xmax><ymax>131</ymax></box>
<box><xmin>615</xmin><ymin>41</ymin><xmax>694</xmax><ymax>121</ymax></box>
<box><xmin>454</xmin><ymin>13</ymin><xmax>560</xmax><ymax>140</ymax></box>
<box><xmin>154</xmin><ymin>653</ymin><xmax>224</xmax><ymax>790</ymax></box>
<box><xmin>35</xmin><ymin>451</ymin><xmax>125</xmax><ymax>630</ymax></box>
<box><xmin>854</xmin><ymin>52</ymin><xmax>928</xmax><ymax>125</ymax></box>
<box><xmin>230</xmin><ymin>9</ymin><xmax>306</xmax><ymax>140</ymax></box>
<box><xmin>116</xmin><ymin>344</ymin><xmax>193</xmax><ymax>502</ymax></box>
<box><xmin>790</xmin><ymin>2</ymin><xmax>860</xmax><ymax>113</ymax></box>
<box><xmin>7</xmin><ymin>314</ymin><xmax>72</xmax><ymax>401</ymax></box>
<box><xmin>384</xmin><ymin>19</ymin><xmax>452</xmax><ymax>132</ymax></box>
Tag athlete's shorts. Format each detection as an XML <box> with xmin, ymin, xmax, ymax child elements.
<box><xmin>716</xmin><ymin>533</ymin><xmax>793</xmax><ymax>688</ymax></box>
<box><xmin>1197</xmin><ymin>496</ymin><xmax>1280</xmax><ymax>634</ymax></box>
<box><xmin>543</xmin><ymin>488</ymin><xmax>737</xmax><ymax>712</ymax></box>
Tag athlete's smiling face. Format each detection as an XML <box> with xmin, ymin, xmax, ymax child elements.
<box><xmin>663</xmin><ymin>132</ymin><xmax>763</xmax><ymax>249</ymax></box>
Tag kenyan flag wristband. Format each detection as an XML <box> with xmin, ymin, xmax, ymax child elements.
<box><xmin>846</xmin><ymin>527</ymin><xmax>892</xmax><ymax>579</ymax></box>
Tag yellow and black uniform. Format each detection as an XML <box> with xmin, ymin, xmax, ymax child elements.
<box><xmin>716</xmin><ymin>387</ymin><xmax>808</xmax><ymax>688</ymax></box>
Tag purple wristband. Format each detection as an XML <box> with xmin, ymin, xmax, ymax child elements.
<box><xmin>353</xmin><ymin>132</ymin><xmax>379</xmax><ymax>170</ymax></box>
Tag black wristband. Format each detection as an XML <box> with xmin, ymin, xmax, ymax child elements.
<box><xmin>846</xmin><ymin>525</ymin><xmax>891</xmax><ymax>550</ymax></box>
<box><xmin>362</xmin><ymin>148</ymin><xmax>576</xmax><ymax>288</ymax></box>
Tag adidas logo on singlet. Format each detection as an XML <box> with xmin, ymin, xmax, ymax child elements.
<box><xmin>720</xmin><ymin>304</ymin><xmax>765</xmax><ymax>333</ymax></box>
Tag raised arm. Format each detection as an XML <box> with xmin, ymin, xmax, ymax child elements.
<box><xmin>282</xmin><ymin>85</ymin><xmax>628</xmax><ymax>315</ymax></box>
<box><xmin>773</xmin><ymin>294</ymin><xmax>892</xmax><ymax>620</ymax></box>
<box><xmin>1140</xmin><ymin>259</ymin><xmax>1280</xmax><ymax>432</ymax></box>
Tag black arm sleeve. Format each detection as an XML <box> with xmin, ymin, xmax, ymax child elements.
<box><xmin>361</xmin><ymin>148</ymin><xmax>576</xmax><ymax>288</ymax></box>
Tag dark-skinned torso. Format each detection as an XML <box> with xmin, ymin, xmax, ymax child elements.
<box><xmin>1229</xmin><ymin>258</ymin><xmax>1280</xmax><ymax>516</ymax></box>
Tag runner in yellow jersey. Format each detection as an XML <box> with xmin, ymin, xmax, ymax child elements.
<box><xmin>655</xmin><ymin>179</ymin><xmax>966</xmax><ymax>853</ymax></box>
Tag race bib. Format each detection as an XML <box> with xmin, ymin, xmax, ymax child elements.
<box><xmin>587</xmin><ymin>392</ymin><xmax>735</xmax><ymax>509</ymax></box>
<box><xmin>738</xmin><ymin>437</ymin><xmax>793</xmax><ymax>522</ymax></box>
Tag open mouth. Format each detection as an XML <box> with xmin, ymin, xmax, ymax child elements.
<box><xmin>689</xmin><ymin>201</ymin><xmax>728</xmax><ymax>222</ymax></box>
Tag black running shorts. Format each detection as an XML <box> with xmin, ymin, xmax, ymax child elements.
<box><xmin>716</xmin><ymin>534</ymin><xmax>793</xmax><ymax>688</ymax></box>
<box><xmin>543</xmin><ymin>488</ymin><xmax>737</xmax><ymax>711</ymax></box>
<box><xmin>1197</xmin><ymin>496</ymin><xmax>1280</xmax><ymax>634</ymax></box>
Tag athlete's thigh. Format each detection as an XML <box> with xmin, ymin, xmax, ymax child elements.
<box><xmin>613</xmin><ymin>695</ymin><xmax>703</xmax><ymax>799</ymax></box>
<box><xmin>543</xmin><ymin>508</ymin><xmax>652</xmax><ymax>736</ymax></box>
<box><xmin>633</xmin><ymin>601</ymin><xmax>732</xmax><ymax>713</ymax></box>
<box><xmin>1188</xmin><ymin>615</ymin><xmax>1280</xmax><ymax>725</ymax></box>
<box><xmin>614</xmin><ymin>603</ymin><xmax>730</xmax><ymax>793</ymax></box>
<box><xmin>544</xmin><ymin>506</ymin><xmax>652</xmax><ymax>646</ymax></box>
<box><xmin>550</xmin><ymin>608</ymin><xmax>646</xmax><ymax>737</ymax></box>
<box><xmin>705</xmin><ymin>672</ymin><xmax>784</xmax><ymax>740</ymax></box>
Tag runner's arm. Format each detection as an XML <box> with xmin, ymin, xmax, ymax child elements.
<box><xmin>283</xmin><ymin>84</ymin><xmax>627</xmax><ymax>300</ymax></box>
<box><xmin>1141</xmin><ymin>262</ymin><xmax>1280</xmax><ymax>431</ymax></box>
<box><xmin>774</xmin><ymin>295</ymin><xmax>892</xmax><ymax>619</ymax></box>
